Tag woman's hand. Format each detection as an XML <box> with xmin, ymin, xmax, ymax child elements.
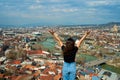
<box><xmin>76</xmin><ymin>30</ymin><xmax>91</xmax><ymax>47</ymax></box>
<box><xmin>48</xmin><ymin>29</ymin><xmax>55</xmax><ymax>35</ymax></box>
<box><xmin>85</xmin><ymin>30</ymin><xmax>91</xmax><ymax>35</ymax></box>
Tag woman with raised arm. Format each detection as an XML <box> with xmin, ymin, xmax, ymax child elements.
<box><xmin>49</xmin><ymin>29</ymin><xmax>90</xmax><ymax>80</ymax></box>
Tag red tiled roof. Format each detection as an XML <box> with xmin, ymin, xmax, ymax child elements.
<box><xmin>12</xmin><ymin>60</ymin><xmax>21</xmax><ymax>64</ymax></box>
<box><xmin>27</xmin><ymin>50</ymin><xmax>43</xmax><ymax>54</ymax></box>
<box><xmin>42</xmin><ymin>68</ymin><xmax>50</xmax><ymax>74</ymax></box>
<box><xmin>89</xmin><ymin>73</ymin><xmax>98</xmax><ymax>76</ymax></box>
<box><xmin>11</xmin><ymin>75</ymin><xmax>33</xmax><ymax>80</ymax></box>
<box><xmin>10</xmin><ymin>76</ymin><xmax>18</xmax><ymax>80</ymax></box>
<box><xmin>49</xmin><ymin>63</ymin><xmax>56</xmax><ymax>70</ymax></box>
<box><xmin>40</xmin><ymin>74</ymin><xmax>53</xmax><ymax>80</ymax></box>
<box><xmin>33</xmin><ymin>71</ymin><xmax>40</xmax><ymax>77</ymax></box>
<box><xmin>54</xmin><ymin>74</ymin><xmax>62</xmax><ymax>80</ymax></box>
<box><xmin>5</xmin><ymin>65</ymin><xmax>17</xmax><ymax>71</ymax></box>
<box><xmin>0</xmin><ymin>74</ymin><xmax>4</xmax><ymax>78</ymax></box>
<box><xmin>24</xmin><ymin>64</ymin><xmax>35</xmax><ymax>69</ymax></box>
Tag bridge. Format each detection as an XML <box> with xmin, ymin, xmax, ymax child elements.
<box><xmin>84</xmin><ymin>55</ymin><xmax>118</xmax><ymax>67</ymax></box>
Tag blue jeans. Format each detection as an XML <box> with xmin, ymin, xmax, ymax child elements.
<box><xmin>62</xmin><ymin>62</ymin><xmax>76</xmax><ymax>80</ymax></box>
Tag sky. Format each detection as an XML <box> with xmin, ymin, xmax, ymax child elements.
<box><xmin>0</xmin><ymin>0</ymin><xmax>120</xmax><ymax>25</ymax></box>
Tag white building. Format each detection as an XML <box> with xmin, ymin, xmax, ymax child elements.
<box><xmin>98</xmin><ymin>69</ymin><xmax>120</xmax><ymax>80</ymax></box>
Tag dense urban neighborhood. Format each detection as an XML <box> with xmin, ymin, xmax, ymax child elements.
<box><xmin>0</xmin><ymin>24</ymin><xmax>120</xmax><ymax>80</ymax></box>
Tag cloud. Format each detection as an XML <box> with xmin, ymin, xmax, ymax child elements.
<box><xmin>86</xmin><ymin>1</ymin><xmax>110</xmax><ymax>6</ymax></box>
<box><xmin>86</xmin><ymin>0</ymin><xmax>120</xmax><ymax>7</ymax></box>
<box><xmin>52</xmin><ymin>8</ymin><xmax>78</xmax><ymax>12</ymax></box>
<box><xmin>29</xmin><ymin>5</ymin><xmax>43</xmax><ymax>10</ymax></box>
<box><xmin>36</xmin><ymin>0</ymin><xmax>41</xmax><ymax>3</ymax></box>
<box><xmin>84</xmin><ymin>8</ymin><xmax>97</xmax><ymax>14</ymax></box>
<box><xmin>49</xmin><ymin>0</ymin><xmax>62</xmax><ymax>2</ymax></box>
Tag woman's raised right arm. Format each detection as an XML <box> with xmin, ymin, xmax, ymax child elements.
<box><xmin>48</xmin><ymin>29</ymin><xmax>63</xmax><ymax>47</ymax></box>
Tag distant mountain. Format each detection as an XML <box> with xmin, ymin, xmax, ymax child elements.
<box><xmin>58</xmin><ymin>22</ymin><xmax>120</xmax><ymax>28</ymax></box>
<box><xmin>98</xmin><ymin>22</ymin><xmax>120</xmax><ymax>27</ymax></box>
<box><xmin>107</xmin><ymin>22</ymin><xmax>120</xmax><ymax>25</ymax></box>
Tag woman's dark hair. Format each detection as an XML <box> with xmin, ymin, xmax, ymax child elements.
<box><xmin>63</xmin><ymin>37</ymin><xmax>75</xmax><ymax>55</ymax></box>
